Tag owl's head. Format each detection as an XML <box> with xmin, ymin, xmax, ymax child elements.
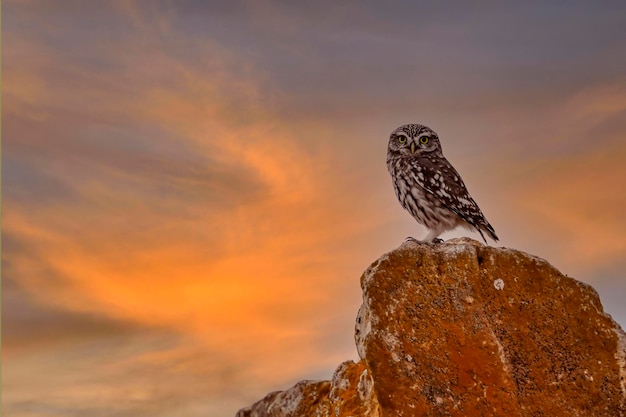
<box><xmin>387</xmin><ymin>123</ymin><xmax>442</xmax><ymax>158</ymax></box>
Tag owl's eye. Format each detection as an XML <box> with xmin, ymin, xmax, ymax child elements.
<box><xmin>419</xmin><ymin>136</ymin><xmax>429</xmax><ymax>144</ymax></box>
<box><xmin>397</xmin><ymin>135</ymin><xmax>407</xmax><ymax>144</ymax></box>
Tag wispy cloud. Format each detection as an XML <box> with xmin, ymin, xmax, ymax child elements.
<box><xmin>4</xmin><ymin>2</ymin><xmax>626</xmax><ymax>417</ymax></box>
<box><xmin>3</xmin><ymin>3</ymin><xmax>371</xmax><ymax>415</ymax></box>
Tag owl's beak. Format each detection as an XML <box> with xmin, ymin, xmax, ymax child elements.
<box><xmin>410</xmin><ymin>142</ymin><xmax>416</xmax><ymax>154</ymax></box>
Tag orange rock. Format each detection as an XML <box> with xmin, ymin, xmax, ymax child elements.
<box><xmin>238</xmin><ymin>239</ymin><xmax>626</xmax><ymax>416</ymax></box>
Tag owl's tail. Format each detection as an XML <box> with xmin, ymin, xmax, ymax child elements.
<box><xmin>477</xmin><ymin>223</ymin><xmax>499</xmax><ymax>244</ymax></box>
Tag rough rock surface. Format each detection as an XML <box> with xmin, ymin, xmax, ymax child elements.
<box><xmin>236</xmin><ymin>360</ymin><xmax>379</xmax><ymax>417</ymax></box>
<box><xmin>237</xmin><ymin>238</ymin><xmax>626</xmax><ymax>416</ymax></box>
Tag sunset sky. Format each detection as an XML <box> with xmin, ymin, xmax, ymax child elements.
<box><xmin>3</xmin><ymin>1</ymin><xmax>626</xmax><ymax>416</ymax></box>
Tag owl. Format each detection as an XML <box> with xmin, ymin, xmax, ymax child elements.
<box><xmin>387</xmin><ymin>123</ymin><xmax>498</xmax><ymax>244</ymax></box>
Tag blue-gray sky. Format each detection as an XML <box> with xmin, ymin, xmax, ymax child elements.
<box><xmin>3</xmin><ymin>1</ymin><xmax>626</xmax><ymax>416</ymax></box>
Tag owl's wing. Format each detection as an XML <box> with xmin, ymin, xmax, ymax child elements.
<box><xmin>409</xmin><ymin>156</ymin><xmax>498</xmax><ymax>242</ymax></box>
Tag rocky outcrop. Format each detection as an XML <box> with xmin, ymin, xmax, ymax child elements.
<box><xmin>237</xmin><ymin>238</ymin><xmax>626</xmax><ymax>417</ymax></box>
<box><xmin>236</xmin><ymin>360</ymin><xmax>378</xmax><ymax>417</ymax></box>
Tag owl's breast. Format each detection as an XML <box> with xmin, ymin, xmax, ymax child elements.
<box><xmin>388</xmin><ymin>157</ymin><xmax>458</xmax><ymax>229</ymax></box>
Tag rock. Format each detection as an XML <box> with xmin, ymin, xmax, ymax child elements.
<box><xmin>236</xmin><ymin>360</ymin><xmax>379</xmax><ymax>417</ymax></box>
<box><xmin>238</xmin><ymin>238</ymin><xmax>626</xmax><ymax>416</ymax></box>
<box><xmin>235</xmin><ymin>379</ymin><xmax>331</xmax><ymax>417</ymax></box>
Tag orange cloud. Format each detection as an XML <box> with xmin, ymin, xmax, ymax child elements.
<box><xmin>5</xmin><ymin>4</ymin><xmax>625</xmax><ymax>417</ymax></box>
<box><xmin>3</xmin><ymin>16</ymin><xmax>369</xmax><ymax>396</ymax></box>
<box><xmin>478</xmin><ymin>82</ymin><xmax>626</xmax><ymax>275</ymax></box>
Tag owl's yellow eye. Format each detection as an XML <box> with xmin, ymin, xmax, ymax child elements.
<box><xmin>397</xmin><ymin>135</ymin><xmax>407</xmax><ymax>144</ymax></box>
<box><xmin>419</xmin><ymin>136</ymin><xmax>429</xmax><ymax>144</ymax></box>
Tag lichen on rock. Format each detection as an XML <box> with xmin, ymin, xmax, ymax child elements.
<box><xmin>236</xmin><ymin>361</ymin><xmax>379</xmax><ymax>417</ymax></box>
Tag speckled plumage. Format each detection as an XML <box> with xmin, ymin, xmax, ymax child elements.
<box><xmin>387</xmin><ymin>123</ymin><xmax>498</xmax><ymax>243</ymax></box>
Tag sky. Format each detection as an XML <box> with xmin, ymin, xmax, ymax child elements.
<box><xmin>2</xmin><ymin>1</ymin><xmax>626</xmax><ymax>416</ymax></box>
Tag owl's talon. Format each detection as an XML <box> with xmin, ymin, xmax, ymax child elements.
<box><xmin>432</xmin><ymin>238</ymin><xmax>444</xmax><ymax>244</ymax></box>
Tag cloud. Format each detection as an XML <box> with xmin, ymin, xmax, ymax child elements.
<box><xmin>2</xmin><ymin>273</ymin><xmax>145</xmax><ymax>355</ymax></box>
<box><xmin>4</xmin><ymin>2</ymin><xmax>626</xmax><ymax>417</ymax></box>
<box><xmin>468</xmin><ymin>81</ymin><xmax>626</xmax><ymax>275</ymax></box>
<box><xmin>3</xmin><ymin>6</ymin><xmax>370</xmax><ymax>414</ymax></box>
